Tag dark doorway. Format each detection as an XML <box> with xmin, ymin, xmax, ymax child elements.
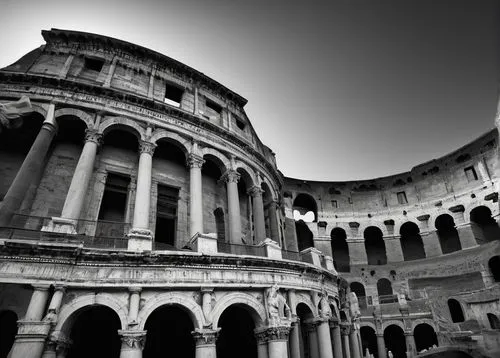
<box><xmin>377</xmin><ymin>279</ymin><xmax>395</xmax><ymax>304</ymax></box>
<box><xmin>143</xmin><ymin>305</ymin><xmax>195</xmax><ymax>358</ymax></box>
<box><xmin>350</xmin><ymin>282</ymin><xmax>367</xmax><ymax>308</ymax></box>
<box><xmin>384</xmin><ymin>325</ymin><xmax>406</xmax><ymax>358</ymax></box>
<box><xmin>296</xmin><ymin>220</ymin><xmax>314</xmax><ymax>251</ymax></box>
<box><xmin>448</xmin><ymin>299</ymin><xmax>464</xmax><ymax>323</ymax></box>
<box><xmin>0</xmin><ymin>310</ymin><xmax>17</xmax><ymax>358</ymax></box>
<box><xmin>414</xmin><ymin>323</ymin><xmax>438</xmax><ymax>351</ymax></box>
<box><xmin>97</xmin><ymin>173</ymin><xmax>130</xmax><ymax>238</ymax></box>
<box><xmin>435</xmin><ymin>215</ymin><xmax>462</xmax><ymax>254</ymax></box>
<box><xmin>293</xmin><ymin>193</ymin><xmax>318</xmax><ymax>222</ymax></box>
<box><xmin>297</xmin><ymin>303</ymin><xmax>314</xmax><ymax>358</ymax></box>
<box><xmin>66</xmin><ymin>306</ymin><xmax>121</xmax><ymax>358</ymax></box>
<box><xmin>470</xmin><ymin>206</ymin><xmax>500</xmax><ymax>244</ymax></box>
<box><xmin>400</xmin><ymin>222</ymin><xmax>426</xmax><ymax>261</ymax></box>
<box><xmin>154</xmin><ymin>185</ymin><xmax>179</xmax><ymax>249</ymax></box>
<box><xmin>214</xmin><ymin>208</ymin><xmax>226</xmax><ymax>241</ymax></box>
<box><xmin>364</xmin><ymin>227</ymin><xmax>387</xmax><ymax>265</ymax></box>
<box><xmin>331</xmin><ymin>227</ymin><xmax>350</xmax><ymax>272</ymax></box>
<box><xmin>217</xmin><ymin>305</ymin><xmax>257</xmax><ymax>358</ymax></box>
<box><xmin>489</xmin><ymin>256</ymin><xmax>500</xmax><ymax>282</ymax></box>
<box><xmin>360</xmin><ymin>326</ymin><xmax>378</xmax><ymax>358</ymax></box>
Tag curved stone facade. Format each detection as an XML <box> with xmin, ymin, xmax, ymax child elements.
<box><xmin>0</xmin><ymin>29</ymin><xmax>498</xmax><ymax>358</ymax></box>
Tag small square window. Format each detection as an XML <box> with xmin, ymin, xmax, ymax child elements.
<box><xmin>464</xmin><ymin>166</ymin><xmax>478</xmax><ymax>182</ymax></box>
<box><xmin>348</xmin><ymin>197</ymin><xmax>353</xmax><ymax>204</ymax></box>
<box><xmin>331</xmin><ymin>200</ymin><xmax>338</xmax><ymax>208</ymax></box>
<box><xmin>236</xmin><ymin>118</ymin><xmax>246</xmax><ymax>131</ymax></box>
<box><xmin>397</xmin><ymin>191</ymin><xmax>408</xmax><ymax>205</ymax></box>
<box><xmin>164</xmin><ymin>83</ymin><xmax>184</xmax><ymax>107</ymax></box>
<box><xmin>206</xmin><ymin>99</ymin><xmax>222</xmax><ymax>114</ymax></box>
<box><xmin>84</xmin><ymin>57</ymin><xmax>104</xmax><ymax>72</ymax></box>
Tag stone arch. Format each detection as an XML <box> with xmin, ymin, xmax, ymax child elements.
<box><xmin>468</xmin><ymin>205</ymin><xmax>500</xmax><ymax>244</ymax></box>
<box><xmin>358</xmin><ymin>221</ymin><xmax>387</xmax><ymax>236</ymax></box>
<box><xmin>464</xmin><ymin>200</ymin><xmax>499</xmax><ymax>223</ymax></box>
<box><xmin>364</xmin><ymin>226</ymin><xmax>387</xmax><ymax>265</ymax></box>
<box><xmin>293</xmin><ymin>193</ymin><xmax>318</xmax><ymax>222</ymax></box>
<box><xmin>98</xmin><ymin>117</ymin><xmax>146</xmax><ymax>140</ymax></box>
<box><xmin>54</xmin><ymin>293</ymin><xmax>128</xmax><ymax>336</ymax></box>
<box><xmin>399</xmin><ymin>221</ymin><xmax>426</xmax><ymax>261</ymax></box>
<box><xmin>137</xmin><ymin>292</ymin><xmax>204</xmax><ymax>329</ymax></box>
<box><xmin>211</xmin><ymin>292</ymin><xmax>266</xmax><ymax>328</ymax></box>
<box><xmin>55</xmin><ymin>108</ymin><xmax>94</xmax><ymax>128</ymax></box>
<box><xmin>201</xmin><ymin>147</ymin><xmax>230</xmax><ymax>174</ymax></box>
<box><xmin>448</xmin><ymin>298</ymin><xmax>465</xmax><ymax>323</ymax></box>
<box><xmin>30</xmin><ymin>103</ymin><xmax>48</xmax><ymax>117</ymax></box>
<box><xmin>381</xmin><ymin>319</ymin><xmax>405</xmax><ymax>331</ymax></box>
<box><xmin>260</xmin><ymin>176</ymin><xmax>278</xmax><ymax>201</ymax></box>
<box><xmin>234</xmin><ymin>162</ymin><xmax>257</xmax><ymax>187</ymax></box>
<box><xmin>360</xmin><ymin>321</ymin><xmax>377</xmax><ymax>331</ymax></box>
<box><xmin>150</xmin><ymin>129</ymin><xmax>192</xmax><ymax>155</ymax></box>
<box><xmin>294</xmin><ymin>293</ymin><xmax>316</xmax><ymax>315</ymax></box>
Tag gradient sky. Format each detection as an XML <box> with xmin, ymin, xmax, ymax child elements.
<box><xmin>0</xmin><ymin>0</ymin><xmax>498</xmax><ymax>181</ymax></box>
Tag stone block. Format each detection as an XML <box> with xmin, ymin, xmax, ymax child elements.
<box><xmin>259</xmin><ymin>238</ymin><xmax>282</xmax><ymax>259</ymax></box>
<box><xmin>191</xmin><ymin>233</ymin><xmax>218</xmax><ymax>254</ymax></box>
<box><xmin>300</xmin><ymin>247</ymin><xmax>323</xmax><ymax>267</ymax></box>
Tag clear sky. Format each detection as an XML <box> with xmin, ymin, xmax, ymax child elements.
<box><xmin>0</xmin><ymin>0</ymin><xmax>498</xmax><ymax>181</ymax></box>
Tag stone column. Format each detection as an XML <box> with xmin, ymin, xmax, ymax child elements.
<box><xmin>289</xmin><ymin>319</ymin><xmax>301</xmax><ymax>358</ymax></box>
<box><xmin>316</xmin><ymin>319</ymin><xmax>333</xmax><ymax>358</ymax></box>
<box><xmin>41</xmin><ymin>336</ymin><xmax>71</xmax><ymax>358</ymax></box>
<box><xmin>49</xmin><ymin>129</ymin><xmax>101</xmax><ymax>233</ymax></box>
<box><xmin>147</xmin><ymin>65</ymin><xmax>156</xmax><ymax>99</ymax></box>
<box><xmin>375</xmin><ymin>333</ymin><xmax>386</xmax><ymax>358</ymax></box>
<box><xmin>103</xmin><ymin>57</ymin><xmax>118</xmax><ymax>87</ymax></box>
<box><xmin>254</xmin><ymin>329</ymin><xmax>269</xmax><ymax>358</ymax></box>
<box><xmin>118</xmin><ymin>330</ymin><xmax>146</xmax><ymax>358</ymax></box>
<box><xmin>0</xmin><ymin>104</ymin><xmax>57</xmax><ymax>226</ymax></box>
<box><xmin>329</xmin><ymin>321</ymin><xmax>343</xmax><ymax>358</ymax></box>
<box><xmin>128</xmin><ymin>141</ymin><xmax>156</xmax><ymax>251</ymax></box>
<box><xmin>249</xmin><ymin>186</ymin><xmax>266</xmax><ymax>243</ymax></box>
<box><xmin>341</xmin><ymin>325</ymin><xmax>351</xmax><ymax>358</ymax></box>
<box><xmin>268</xmin><ymin>201</ymin><xmax>280</xmax><ymax>242</ymax></box>
<box><xmin>349</xmin><ymin>327</ymin><xmax>361</xmax><ymax>358</ymax></box>
<box><xmin>8</xmin><ymin>285</ymin><xmax>52</xmax><ymax>358</ymax></box>
<box><xmin>256</xmin><ymin>326</ymin><xmax>291</xmax><ymax>358</ymax></box>
<box><xmin>404</xmin><ymin>332</ymin><xmax>415</xmax><ymax>358</ymax></box>
<box><xmin>127</xmin><ymin>287</ymin><xmax>141</xmax><ymax>325</ymax></box>
<box><xmin>307</xmin><ymin>323</ymin><xmax>320</xmax><ymax>358</ymax></box>
<box><xmin>416</xmin><ymin>215</ymin><xmax>443</xmax><ymax>257</ymax></box>
<box><xmin>192</xmin><ymin>328</ymin><xmax>219</xmax><ymax>358</ymax></box>
<box><xmin>383</xmin><ymin>236</ymin><xmax>404</xmax><ymax>263</ymax></box>
<box><xmin>222</xmin><ymin>170</ymin><xmax>242</xmax><ymax>244</ymax></box>
<box><xmin>58</xmin><ymin>54</ymin><xmax>74</xmax><ymax>79</ymax></box>
<box><xmin>188</xmin><ymin>154</ymin><xmax>205</xmax><ymax>238</ymax></box>
<box><xmin>449</xmin><ymin>205</ymin><xmax>477</xmax><ymax>249</ymax></box>
<box><xmin>346</xmin><ymin>238</ymin><xmax>368</xmax><ymax>265</ymax></box>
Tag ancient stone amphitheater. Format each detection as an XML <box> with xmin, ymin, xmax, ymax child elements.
<box><xmin>0</xmin><ymin>29</ymin><xmax>498</xmax><ymax>358</ymax></box>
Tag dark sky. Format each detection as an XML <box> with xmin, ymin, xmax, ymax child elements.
<box><xmin>0</xmin><ymin>0</ymin><xmax>498</xmax><ymax>180</ymax></box>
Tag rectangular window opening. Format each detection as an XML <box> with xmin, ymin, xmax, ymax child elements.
<box><xmin>397</xmin><ymin>191</ymin><xmax>408</xmax><ymax>205</ymax></box>
<box><xmin>97</xmin><ymin>173</ymin><xmax>130</xmax><ymax>238</ymax></box>
<box><xmin>155</xmin><ymin>184</ymin><xmax>179</xmax><ymax>248</ymax></box>
<box><xmin>464</xmin><ymin>166</ymin><xmax>478</xmax><ymax>182</ymax></box>
<box><xmin>331</xmin><ymin>200</ymin><xmax>338</xmax><ymax>208</ymax></box>
<box><xmin>236</xmin><ymin>118</ymin><xmax>246</xmax><ymax>131</ymax></box>
<box><xmin>84</xmin><ymin>57</ymin><xmax>104</xmax><ymax>72</ymax></box>
<box><xmin>206</xmin><ymin>99</ymin><xmax>222</xmax><ymax>114</ymax></box>
<box><xmin>164</xmin><ymin>83</ymin><xmax>184</xmax><ymax>107</ymax></box>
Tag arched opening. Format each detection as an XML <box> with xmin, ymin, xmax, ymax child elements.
<box><xmin>399</xmin><ymin>222</ymin><xmax>426</xmax><ymax>261</ymax></box>
<box><xmin>487</xmin><ymin>313</ymin><xmax>500</xmax><ymax>329</ymax></box>
<box><xmin>364</xmin><ymin>226</ymin><xmax>387</xmax><ymax>265</ymax></box>
<box><xmin>383</xmin><ymin>325</ymin><xmax>406</xmax><ymax>358</ymax></box>
<box><xmin>66</xmin><ymin>305</ymin><xmax>121</xmax><ymax>358</ymax></box>
<box><xmin>414</xmin><ymin>323</ymin><xmax>438</xmax><ymax>352</ymax></box>
<box><xmin>377</xmin><ymin>278</ymin><xmax>394</xmax><ymax>304</ymax></box>
<box><xmin>153</xmin><ymin>139</ymin><xmax>187</xmax><ymax>249</ymax></box>
<box><xmin>296</xmin><ymin>303</ymin><xmax>315</xmax><ymax>358</ymax></box>
<box><xmin>236</xmin><ymin>168</ymin><xmax>253</xmax><ymax>244</ymax></box>
<box><xmin>470</xmin><ymin>206</ymin><xmax>500</xmax><ymax>244</ymax></box>
<box><xmin>0</xmin><ymin>310</ymin><xmax>18</xmax><ymax>358</ymax></box>
<box><xmin>331</xmin><ymin>227</ymin><xmax>350</xmax><ymax>272</ymax></box>
<box><xmin>435</xmin><ymin>214</ymin><xmax>462</xmax><ymax>254</ymax></box>
<box><xmin>202</xmin><ymin>156</ymin><xmax>227</xmax><ymax>240</ymax></box>
<box><xmin>143</xmin><ymin>305</ymin><xmax>195</xmax><ymax>358</ymax></box>
<box><xmin>293</xmin><ymin>193</ymin><xmax>317</xmax><ymax>222</ymax></box>
<box><xmin>489</xmin><ymin>256</ymin><xmax>500</xmax><ymax>282</ymax></box>
<box><xmin>296</xmin><ymin>220</ymin><xmax>314</xmax><ymax>251</ymax></box>
<box><xmin>216</xmin><ymin>305</ymin><xmax>257</xmax><ymax>358</ymax></box>
<box><xmin>447</xmin><ymin>299</ymin><xmax>464</xmax><ymax>323</ymax></box>
<box><xmin>360</xmin><ymin>326</ymin><xmax>377</xmax><ymax>358</ymax></box>
<box><xmin>261</xmin><ymin>182</ymin><xmax>273</xmax><ymax>240</ymax></box>
<box><xmin>350</xmin><ymin>282</ymin><xmax>366</xmax><ymax>308</ymax></box>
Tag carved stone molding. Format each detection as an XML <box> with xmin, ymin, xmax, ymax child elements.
<box><xmin>220</xmin><ymin>170</ymin><xmax>240</xmax><ymax>184</ymax></box>
<box><xmin>84</xmin><ymin>129</ymin><xmax>102</xmax><ymax>144</ymax></box>
<box><xmin>187</xmin><ymin>154</ymin><xmax>205</xmax><ymax>169</ymax></box>
<box><xmin>139</xmin><ymin>141</ymin><xmax>156</xmax><ymax>155</ymax></box>
<box><xmin>254</xmin><ymin>325</ymin><xmax>291</xmax><ymax>343</ymax></box>
<box><xmin>191</xmin><ymin>328</ymin><xmax>220</xmax><ymax>346</ymax></box>
<box><xmin>118</xmin><ymin>330</ymin><xmax>147</xmax><ymax>350</ymax></box>
<box><xmin>247</xmin><ymin>185</ymin><xmax>264</xmax><ymax>197</ymax></box>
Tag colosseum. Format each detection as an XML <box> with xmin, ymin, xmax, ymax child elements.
<box><xmin>0</xmin><ymin>28</ymin><xmax>498</xmax><ymax>358</ymax></box>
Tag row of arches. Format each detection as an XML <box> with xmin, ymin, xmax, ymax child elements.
<box><xmin>296</xmin><ymin>208</ymin><xmax>499</xmax><ymax>271</ymax></box>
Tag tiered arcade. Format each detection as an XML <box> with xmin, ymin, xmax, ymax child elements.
<box><xmin>0</xmin><ymin>29</ymin><xmax>498</xmax><ymax>358</ymax></box>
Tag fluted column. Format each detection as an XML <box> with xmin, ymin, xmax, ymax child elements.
<box><xmin>268</xmin><ymin>201</ymin><xmax>280</xmax><ymax>242</ymax></box>
<box><xmin>255</xmin><ymin>326</ymin><xmax>291</xmax><ymax>358</ymax></box>
<box><xmin>192</xmin><ymin>328</ymin><xmax>219</xmax><ymax>358</ymax></box>
<box><xmin>349</xmin><ymin>327</ymin><xmax>361</xmax><ymax>358</ymax></box>
<box><xmin>329</xmin><ymin>321</ymin><xmax>343</xmax><ymax>358</ymax></box>
<box><xmin>55</xmin><ymin>129</ymin><xmax>101</xmax><ymax>229</ymax></box>
<box><xmin>188</xmin><ymin>154</ymin><xmax>205</xmax><ymax>238</ymax></box>
<box><xmin>0</xmin><ymin>104</ymin><xmax>57</xmax><ymax>226</ymax></box>
<box><xmin>249</xmin><ymin>185</ymin><xmax>266</xmax><ymax>242</ymax></box>
<box><xmin>289</xmin><ymin>318</ymin><xmax>301</xmax><ymax>358</ymax></box>
<box><xmin>316</xmin><ymin>318</ymin><xmax>333</xmax><ymax>358</ymax></box>
<box><xmin>128</xmin><ymin>141</ymin><xmax>156</xmax><ymax>250</ymax></box>
<box><xmin>376</xmin><ymin>334</ymin><xmax>387</xmax><ymax>358</ymax></box>
<box><xmin>307</xmin><ymin>323</ymin><xmax>320</xmax><ymax>358</ymax></box>
<box><xmin>341</xmin><ymin>325</ymin><xmax>351</xmax><ymax>358</ymax></box>
<box><xmin>8</xmin><ymin>285</ymin><xmax>51</xmax><ymax>358</ymax></box>
<box><xmin>221</xmin><ymin>170</ymin><xmax>241</xmax><ymax>244</ymax></box>
<box><xmin>118</xmin><ymin>330</ymin><xmax>146</xmax><ymax>358</ymax></box>
<box><xmin>254</xmin><ymin>329</ymin><xmax>269</xmax><ymax>358</ymax></box>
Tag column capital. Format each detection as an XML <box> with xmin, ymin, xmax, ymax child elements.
<box><xmin>128</xmin><ymin>286</ymin><xmax>142</xmax><ymax>293</ymax></box>
<box><xmin>187</xmin><ymin>154</ymin><xmax>205</xmax><ymax>168</ymax></box>
<box><xmin>247</xmin><ymin>185</ymin><xmax>264</xmax><ymax>197</ymax></box>
<box><xmin>191</xmin><ymin>328</ymin><xmax>220</xmax><ymax>346</ymax></box>
<box><xmin>254</xmin><ymin>325</ymin><xmax>291</xmax><ymax>342</ymax></box>
<box><xmin>340</xmin><ymin>323</ymin><xmax>351</xmax><ymax>336</ymax></box>
<box><xmin>139</xmin><ymin>140</ymin><xmax>156</xmax><ymax>155</ymax></box>
<box><xmin>84</xmin><ymin>129</ymin><xmax>102</xmax><ymax>145</ymax></box>
<box><xmin>118</xmin><ymin>330</ymin><xmax>147</xmax><ymax>350</ymax></box>
<box><xmin>221</xmin><ymin>169</ymin><xmax>240</xmax><ymax>183</ymax></box>
<box><xmin>32</xmin><ymin>284</ymin><xmax>51</xmax><ymax>291</ymax></box>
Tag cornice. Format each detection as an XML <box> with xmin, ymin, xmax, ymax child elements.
<box><xmin>0</xmin><ymin>71</ymin><xmax>284</xmax><ymax>188</ymax></box>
